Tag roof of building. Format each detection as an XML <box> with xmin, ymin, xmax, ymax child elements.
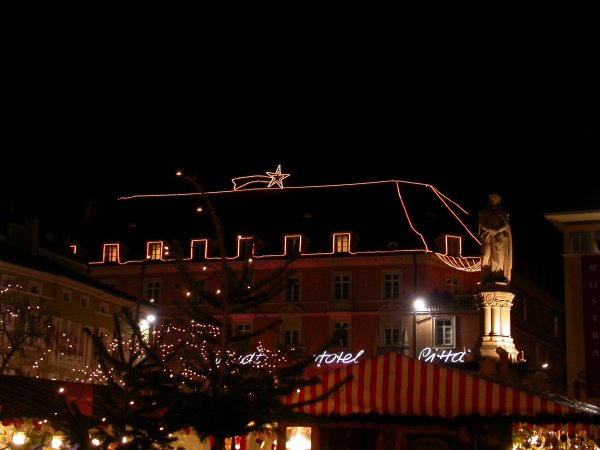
<box><xmin>75</xmin><ymin>180</ymin><xmax>483</xmax><ymax>263</ymax></box>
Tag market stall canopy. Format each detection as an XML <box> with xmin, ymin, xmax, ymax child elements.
<box><xmin>284</xmin><ymin>352</ymin><xmax>600</xmax><ymax>424</ymax></box>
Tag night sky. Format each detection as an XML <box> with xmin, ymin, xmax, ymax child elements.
<box><xmin>2</xmin><ymin>31</ymin><xmax>598</xmax><ymax>300</ymax></box>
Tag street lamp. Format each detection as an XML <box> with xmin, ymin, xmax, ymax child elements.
<box><xmin>413</xmin><ymin>298</ymin><xmax>427</xmax><ymax>358</ymax></box>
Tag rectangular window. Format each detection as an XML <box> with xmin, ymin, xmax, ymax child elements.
<box><xmin>62</xmin><ymin>290</ymin><xmax>72</xmax><ymax>303</ymax></box>
<box><xmin>193</xmin><ymin>279</ymin><xmax>206</xmax><ymax>303</ymax></box>
<box><xmin>285</xmin><ymin>236</ymin><xmax>301</xmax><ymax>256</ymax></box>
<box><xmin>29</xmin><ymin>281</ymin><xmax>43</xmax><ymax>295</ymax></box>
<box><xmin>334</xmin><ymin>274</ymin><xmax>350</xmax><ymax>300</ymax></box>
<box><xmin>570</xmin><ymin>231</ymin><xmax>590</xmax><ymax>253</ymax></box>
<box><xmin>384</xmin><ymin>273</ymin><xmax>400</xmax><ymax>299</ymax></box>
<box><xmin>444</xmin><ymin>276</ymin><xmax>461</xmax><ymax>294</ymax></box>
<box><xmin>99</xmin><ymin>302</ymin><xmax>109</xmax><ymax>314</ymax></box>
<box><xmin>595</xmin><ymin>230</ymin><xmax>600</xmax><ymax>253</ymax></box>
<box><xmin>240</xmin><ymin>238</ymin><xmax>254</xmax><ymax>259</ymax></box>
<box><xmin>285</xmin><ymin>276</ymin><xmax>301</xmax><ymax>302</ymax></box>
<box><xmin>2</xmin><ymin>275</ymin><xmax>18</xmax><ymax>288</ymax></box>
<box><xmin>145</xmin><ymin>280</ymin><xmax>160</xmax><ymax>302</ymax></box>
<box><xmin>284</xmin><ymin>330</ymin><xmax>299</xmax><ymax>347</ymax></box>
<box><xmin>333</xmin><ymin>321</ymin><xmax>349</xmax><ymax>347</ymax></box>
<box><xmin>148</xmin><ymin>242</ymin><xmax>163</xmax><ymax>260</ymax></box>
<box><xmin>104</xmin><ymin>244</ymin><xmax>118</xmax><ymax>263</ymax></box>
<box><xmin>434</xmin><ymin>317</ymin><xmax>455</xmax><ymax>347</ymax></box>
<box><xmin>192</xmin><ymin>240</ymin><xmax>207</xmax><ymax>260</ymax></box>
<box><xmin>334</xmin><ymin>234</ymin><xmax>350</xmax><ymax>253</ymax></box>
<box><xmin>80</xmin><ymin>295</ymin><xmax>89</xmax><ymax>308</ymax></box>
<box><xmin>237</xmin><ymin>323</ymin><xmax>251</xmax><ymax>335</ymax></box>
<box><xmin>384</xmin><ymin>327</ymin><xmax>401</xmax><ymax>346</ymax></box>
<box><xmin>447</xmin><ymin>236</ymin><xmax>461</xmax><ymax>256</ymax></box>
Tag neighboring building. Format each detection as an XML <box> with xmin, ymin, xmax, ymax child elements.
<box><xmin>545</xmin><ymin>209</ymin><xmax>600</xmax><ymax>405</ymax></box>
<box><xmin>0</xmin><ymin>219</ymin><xmax>156</xmax><ymax>381</ymax></box>
<box><xmin>78</xmin><ymin>179</ymin><xmax>566</xmax><ymax>387</ymax></box>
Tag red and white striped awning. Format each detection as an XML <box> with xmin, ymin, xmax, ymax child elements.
<box><xmin>285</xmin><ymin>353</ymin><xmax>600</xmax><ymax>421</ymax></box>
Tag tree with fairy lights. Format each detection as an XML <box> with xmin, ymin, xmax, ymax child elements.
<box><xmin>81</xmin><ymin>170</ymin><xmax>351</xmax><ymax>450</ymax></box>
<box><xmin>0</xmin><ymin>285</ymin><xmax>59</xmax><ymax>376</ymax></box>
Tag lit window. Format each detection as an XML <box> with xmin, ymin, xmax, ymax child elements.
<box><xmin>104</xmin><ymin>244</ymin><xmax>118</xmax><ymax>262</ymax></box>
<box><xmin>384</xmin><ymin>273</ymin><xmax>400</xmax><ymax>299</ymax></box>
<box><xmin>334</xmin><ymin>234</ymin><xmax>350</xmax><ymax>253</ymax></box>
<box><xmin>434</xmin><ymin>317</ymin><xmax>454</xmax><ymax>347</ymax></box>
<box><xmin>148</xmin><ymin>242</ymin><xmax>163</xmax><ymax>260</ymax></box>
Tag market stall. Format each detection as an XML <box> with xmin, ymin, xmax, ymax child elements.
<box><xmin>283</xmin><ymin>352</ymin><xmax>600</xmax><ymax>449</ymax></box>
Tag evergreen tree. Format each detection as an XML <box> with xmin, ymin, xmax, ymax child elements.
<box><xmin>81</xmin><ymin>171</ymin><xmax>350</xmax><ymax>450</ymax></box>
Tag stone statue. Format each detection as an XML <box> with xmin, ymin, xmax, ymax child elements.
<box><xmin>479</xmin><ymin>193</ymin><xmax>512</xmax><ymax>283</ymax></box>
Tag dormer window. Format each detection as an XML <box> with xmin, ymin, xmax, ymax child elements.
<box><xmin>334</xmin><ymin>233</ymin><xmax>350</xmax><ymax>253</ymax></box>
<box><xmin>239</xmin><ymin>237</ymin><xmax>254</xmax><ymax>259</ymax></box>
<box><xmin>147</xmin><ymin>242</ymin><xmax>163</xmax><ymax>260</ymax></box>
<box><xmin>446</xmin><ymin>236</ymin><xmax>461</xmax><ymax>256</ymax></box>
<box><xmin>285</xmin><ymin>235</ymin><xmax>301</xmax><ymax>256</ymax></box>
<box><xmin>104</xmin><ymin>244</ymin><xmax>119</xmax><ymax>263</ymax></box>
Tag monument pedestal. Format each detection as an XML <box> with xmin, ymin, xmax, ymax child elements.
<box><xmin>472</xmin><ymin>282</ymin><xmax>520</xmax><ymax>362</ymax></box>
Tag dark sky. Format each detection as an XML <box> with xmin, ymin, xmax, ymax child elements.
<box><xmin>2</xmin><ymin>30</ymin><xmax>598</xmax><ymax>298</ymax></box>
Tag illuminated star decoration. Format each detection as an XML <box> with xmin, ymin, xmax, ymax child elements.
<box><xmin>231</xmin><ymin>165</ymin><xmax>290</xmax><ymax>190</ymax></box>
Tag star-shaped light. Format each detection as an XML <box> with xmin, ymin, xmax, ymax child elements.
<box><xmin>266</xmin><ymin>165</ymin><xmax>290</xmax><ymax>188</ymax></box>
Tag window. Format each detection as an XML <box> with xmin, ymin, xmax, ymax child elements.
<box><xmin>80</xmin><ymin>295</ymin><xmax>89</xmax><ymax>308</ymax></box>
<box><xmin>285</xmin><ymin>276</ymin><xmax>301</xmax><ymax>302</ymax></box>
<box><xmin>103</xmin><ymin>280</ymin><xmax>117</xmax><ymax>290</ymax></box>
<box><xmin>192</xmin><ymin>240</ymin><xmax>207</xmax><ymax>260</ymax></box>
<box><xmin>383</xmin><ymin>272</ymin><xmax>400</xmax><ymax>299</ymax></box>
<box><xmin>193</xmin><ymin>279</ymin><xmax>206</xmax><ymax>303</ymax></box>
<box><xmin>237</xmin><ymin>323</ymin><xmax>251</xmax><ymax>335</ymax></box>
<box><xmin>384</xmin><ymin>327</ymin><xmax>401</xmax><ymax>346</ymax></box>
<box><xmin>570</xmin><ymin>231</ymin><xmax>590</xmax><ymax>253</ymax></box>
<box><xmin>2</xmin><ymin>275</ymin><xmax>18</xmax><ymax>288</ymax></box>
<box><xmin>334</xmin><ymin>233</ymin><xmax>350</xmax><ymax>253</ymax></box>
<box><xmin>148</xmin><ymin>242</ymin><xmax>163</xmax><ymax>260</ymax></box>
<box><xmin>240</xmin><ymin>238</ymin><xmax>254</xmax><ymax>259</ymax></box>
<box><xmin>104</xmin><ymin>244</ymin><xmax>118</xmax><ymax>263</ymax></box>
<box><xmin>595</xmin><ymin>230</ymin><xmax>600</xmax><ymax>253</ymax></box>
<box><xmin>99</xmin><ymin>302</ymin><xmax>109</xmax><ymax>314</ymax></box>
<box><xmin>29</xmin><ymin>281</ymin><xmax>42</xmax><ymax>295</ymax></box>
<box><xmin>447</xmin><ymin>236</ymin><xmax>461</xmax><ymax>256</ymax></box>
<box><xmin>285</xmin><ymin>236</ymin><xmax>301</xmax><ymax>256</ymax></box>
<box><xmin>333</xmin><ymin>321</ymin><xmax>349</xmax><ymax>347</ymax></box>
<box><xmin>434</xmin><ymin>317</ymin><xmax>454</xmax><ymax>347</ymax></box>
<box><xmin>444</xmin><ymin>276</ymin><xmax>461</xmax><ymax>294</ymax></box>
<box><xmin>334</xmin><ymin>274</ymin><xmax>350</xmax><ymax>300</ymax></box>
<box><xmin>62</xmin><ymin>290</ymin><xmax>72</xmax><ymax>303</ymax></box>
<box><xmin>145</xmin><ymin>280</ymin><xmax>160</xmax><ymax>302</ymax></box>
<box><xmin>284</xmin><ymin>330</ymin><xmax>299</xmax><ymax>347</ymax></box>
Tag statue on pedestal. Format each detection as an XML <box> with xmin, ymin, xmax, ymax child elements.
<box><xmin>479</xmin><ymin>193</ymin><xmax>512</xmax><ymax>284</ymax></box>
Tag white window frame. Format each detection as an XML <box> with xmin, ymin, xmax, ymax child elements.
<box><xmin>433</xmin><ymin>316</ymin><xmax>455</xmax><ymax>348</ymax></box>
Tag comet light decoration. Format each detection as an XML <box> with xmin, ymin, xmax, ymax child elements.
<box><xmin>231</xmin><ymin>164</ymin><xmax>290</xmax><ymax>190</ymax></box>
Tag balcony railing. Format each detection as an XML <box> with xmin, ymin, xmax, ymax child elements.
<box><xmin>329</xmin><ymin>299</ymin><xmax>353</xmax><ymax>312</ymax></box>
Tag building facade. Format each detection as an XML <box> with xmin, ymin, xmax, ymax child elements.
<box><xmin>0</xmin><ymin>219</ymin><xmax>156</xmax><ymax>381</ymax></box>
<box><xmin>546</xmin><ymin>209</ymin><xmax>600</xmax><ymax>405</ymax></box>
<box><xmin>79</xmin><ymin>180</ymin><xmax>566</xmax><ymax>387</ymax></box>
